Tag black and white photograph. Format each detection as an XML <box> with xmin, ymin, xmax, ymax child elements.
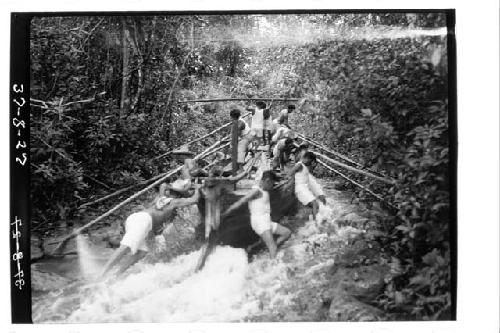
<box><xmin>21</xmin><ymin>11</ymin><xmax>457</xmax><ymax>324</ymax></box>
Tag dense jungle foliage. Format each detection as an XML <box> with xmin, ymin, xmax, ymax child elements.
<box><xmin>30</xmin><ymin>13</ymin><xmax>452</xmax><ymax>320</ymax></box>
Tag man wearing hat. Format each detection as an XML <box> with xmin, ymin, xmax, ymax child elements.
<box><xmin>99</xmin><ymin>180</ymin><xmax>201</xmax><ymax>278</ymax></box>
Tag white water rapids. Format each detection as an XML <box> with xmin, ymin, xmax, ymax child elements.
<box><xmin>32</xmin><ymin>184</ymin><xmax>374</xmax><ymax>323</ymax></box>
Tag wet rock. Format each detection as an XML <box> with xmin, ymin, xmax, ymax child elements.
<box><xmin>101</xmin><ymin>233</ymin><xmax>121</xmax><ymax>248</ymax></box>
<box><xmin>328</xmin><ymin>294</ymin><xmax>385</xmax><ymax>321</ymax></box>
<box><xmin>337</xmin><ymin>265</ymin><xmax>390</xmax><ymax>302</ymax></box>
<box><xmin>323</xmin><ymin>260</ymin><xmax>389</xmax><ymax>321</ymax></box>
<box><xmin>43</xmin><ymin>235</ymin><xmax>77</xmax><ymax>255</ymax></box>
<box><xmin>31</xmin><ymin>266</ymin><xmax>72</xmax><ymax>292</ymax></box>
<box><xmin>302</xmin><ymin>295</ymin><xmax>334</xmax><ymax>321</ymax></box>
<box><xmin>31</xmin><ymin>235</ymin><xmax>44</xmax><ymax>262</ymax></box>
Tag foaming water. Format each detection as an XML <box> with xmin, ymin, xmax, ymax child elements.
<box><xmin>33</xmin><ymin>183</ymin><xmax>381</xmax><ymax>323</ymax></box>
<box><xmin>61</xmin><ymin>246</ymin><xmax>252</xmax><ymax>323</ymax></box>
<box><xmin>76</xmin><ymin>235</ymin><xmax>103</xmax><ymax>280</ymax></box>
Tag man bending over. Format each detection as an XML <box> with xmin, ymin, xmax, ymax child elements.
<box><xmin>99</xmin><ymin>182</ymin><xmax>201</xmax><ymax>278</ymax></box>
<box><xmin>222</xmin><ymin>170</ymin><xmax>291</xmax><ymax>258</ymax></box>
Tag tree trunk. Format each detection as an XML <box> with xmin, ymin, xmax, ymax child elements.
<box><xmin>127</xmin><ymin>21</ymin><xmax>144</xmax><ymax>112</ymax></box>
<box><xmin>190</xmin><ymin>20</ymin><xmax>195</xmax><ymax>49</ymax></box>
<box><xmin>120</xmin><ymin>18</ymin><xmax>130</xmax><ymax>115</ymax></box>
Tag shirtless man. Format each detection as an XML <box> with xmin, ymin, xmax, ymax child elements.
<box><xmin>99</xmin><ymin>181</ymin><xmax>201</xmax><ymax>278</ymax></box>
<box><xmin>273</xmin><ymin>104</ymin><xmax>295</xmax><ymax>129</ymax></box>
<box><xmin>222</xmin><ymin>170</ymin><xmax>291</xmax><ymax>258</ymax></box>
<box><xmin>272</xmin><ymin>137</ymin><xmax>295</xmax><ymax>171</ymax></box>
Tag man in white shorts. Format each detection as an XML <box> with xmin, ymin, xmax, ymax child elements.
<box><xmin>99</xmin><ymin>180</ymin><xmax>201</xmax><ymax>277</ymax></box>
<box><xmin>249</xmin><ymin>101</ymin><xmax>272</xmax><ymax>149</ymax></box>
<box><xmin>288</xmin><ymin>151</ymin><xmax>326</xmax><ymax>221</ymax></box>
<box><xmin>222</xmin><ymin>170</ymin><xmax>291</xmax><ymax>258</ymax></box>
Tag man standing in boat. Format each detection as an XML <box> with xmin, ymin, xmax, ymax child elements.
<box><xmin>273</xmin><ymin>104</ymin><xmax>295</xmax><ymax>129</ymax></box>
<box><xmin>229</xmin><ymin>106</ymin><xmax>253</xmax><ymax>172</ymax></box>
<box><xmin>221</xmin><ymin>170</ymin><xmax>291</xmax><ymax>259</ymax></box>
<box><xmin>99</xmin><ymin>181</ymin><xmax>201</xmax><ymax>278</ymax></box>
<box><xmin>248</xmin><ymin>101</ymin><xmax>272</xmax><ymax>149</ymax></box>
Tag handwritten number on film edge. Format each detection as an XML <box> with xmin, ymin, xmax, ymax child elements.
<box><xmin>13</xmin><ymin>84</ymin><xmax>27</xmax><ymax>166</ymax></box>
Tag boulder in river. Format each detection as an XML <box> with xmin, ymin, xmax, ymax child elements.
<box><xmin>31</xmin><ymin>235</ymin><xmax>44</xmax><ymax>262</ymax></box>
<box><xmin>328</xmin><ymin>294</ymin><xmax>386</xmax><ymax>321</ymax></box>
<box><xmin>335</xmin><ymin>264</ymin><xmax>390</xmax><ymax>302</ymax></box>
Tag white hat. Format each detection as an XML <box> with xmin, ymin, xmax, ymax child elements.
<box><xmin>170</xmin><ymin>179</ymin><xmax>192</xmax><ymax>193</ymax></box>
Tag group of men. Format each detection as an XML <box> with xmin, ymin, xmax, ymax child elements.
<box><xmin>100</xmin><ymin>101</ymin><xmax>327</xmax><ymax>278</ymax></box>
<box><xmin>231</xmin><ymin>101</ymin><xmax>298</xmax><ymax>173</ymax></box>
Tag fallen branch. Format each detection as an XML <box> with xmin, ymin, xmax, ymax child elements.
<box><xmin>30</xmin><ymin>96</ymin><xmax>97</xmax><ymax>108</ymax></box>
<box><xmin>177</xmin><ymin>97</ymin><xmax>300</xmax><ymax>103</ymax></box>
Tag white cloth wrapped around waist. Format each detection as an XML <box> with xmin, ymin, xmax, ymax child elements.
<box><xmin>120</xmin><ymin>212</ymin><xmax>153</xmax><ymax>254</ymax></box>
<box><xmin>307</xmin><ymin>173</ymin><xmax>324</xmax><ymax>196</ymax></box>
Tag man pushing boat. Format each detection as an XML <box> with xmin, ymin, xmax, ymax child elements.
<box><xmin>221</xmin><ymin>170</ymin><xmax>291</xmax><ymax>259</ymax></box>
<box><xmin>99</xmin><ymin>180</ymin><xmax>201</xmax><ymax>278</ymax></box>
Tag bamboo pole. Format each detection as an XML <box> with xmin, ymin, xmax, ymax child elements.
<box><xmin>177</xmin><ymin>98</ymin><xmax>299</xmax><ymax>103</ymax></box>
<box><xmin>201</xmin><ymin>142</ymin><xmax>230</xmax><ymax>161</ymax></box>
<box><xmin>151</xmin><ymin>113</ymin><xmax>249</xmax><ymax>162</ymax></box>
<box><xmin>297</xmin><ymin>133</ymin><xmax>391</xmax><ymax>181</ymax></box>
<box><xmin>313</xmin><ymin>151</ymin><xmax>396</xmax><ymax>185</ymax></box>
<box><xmin>78</xmin><ymin>141</ymin><xmax>229</xmax><ymax>209</ymax></box>
<box><xmin>296</xmin><ymin>133</ymin><xmax>364</xmax><ymax>168</ymax></box>
<box><xmin>317</xmin><ymin>159</ymin><xmax>398</xmax><ymax>211</ymax></box>
<box><xmin>51</xmin><ymin>140</ymin><xmax>224</xmax><ymax>255</ymax></box>
<box><xmin>77</xmin><ymin>173</ymin><xmax>165</xmax><ymax>209</ymax></box>
<box><xmin>231</xmin><ymin>118</ymin><xmax>239</xmax><ymax>176</ymax></box>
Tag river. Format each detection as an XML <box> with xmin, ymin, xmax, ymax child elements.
<box><xmin>32</xmin><ymin>182</ymin><xmax>383</xmax><ymax>323</ymax></box>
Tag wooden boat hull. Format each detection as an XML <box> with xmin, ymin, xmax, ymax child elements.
<box><xmin>195</xmin><ymin>177</ymin><xmax>298</xmax><ymax>248</ymax></box>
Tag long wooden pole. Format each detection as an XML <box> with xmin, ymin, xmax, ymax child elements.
<box><xmin>231</xmin><ymin>118</ymin><xmax>239</xmax><ymax>176</ymax></box>
<box><xmin>151</xmin><ymin>113</ymin><xmax>249</xmax><ymax>162</ymax></box>
<box><xmin>178</xmin><ymin>98</ymin><xmax>299</xmax><ymax>103</ymax></box>
<box><xmin>77</xmin><ymin>173</ymin><xmax>166</xmax><ymax>209</ymax></box>
<box><xmin>313</xmin><ymin>151</ymin><xmax>395</xmax><ymax>185</ymax></box>
<box><xmin>296</xmin><ymin>133</ymin><xmax>364</xmax><ymax>169</ymax></box>
<box><xmin>317</xmin><ymin>159</ymin><xmax>398</xmax><ymax>211</ymax></box>
<box><xmin>52</xmin><ymin>141</ymin><xmax>224</xmax><ymax>255</ymax></box>
<box><xmin>78</xmin><ymin>141</ymin><xmax>230</xmax><ymax>209</ymax></box>
<box><xmin>297</xmin><ymin>133</ymin><xmax>391</xmax><ymax>181</ymax></box>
